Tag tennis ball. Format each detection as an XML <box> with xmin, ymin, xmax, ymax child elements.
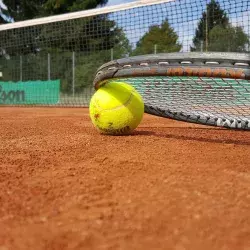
<box><xmin>89</xmin><ymin>81</ymin><xmax>144</xmax><ymax>135</ymax></box>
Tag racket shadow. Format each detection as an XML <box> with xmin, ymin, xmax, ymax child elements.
<box><xmin>136</xmin><ymin>127</ymin><xmax>250</xmax><ymax>146</ymax></box>
<box><xmin>133</xmin><ymin>130</ymin><xmax>156</xmax><ymax>136</ymax></box>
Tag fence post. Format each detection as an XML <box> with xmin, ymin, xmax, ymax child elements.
<box><xmin>154</xmin><ymin>44</ymin><xmax>157</xmax><ymax>54</ymax></box>
<box><xmin>72</xmin><ymin>51</ymin><xmax>75</xmax><ymax>97</ymax></box>
<box><xmin>20</xmin><ymin>55</ymin><xmax>22</xmax><ymax>81</ymax></box>
<box><xmin>200</xmin><ymin>41</ymin><xmax>204</xmax><ymax>52</ymax></box>
<box><xmin>205</xmin><ymin>4</ymin><xmax>208</xmax><ymax>52</ymax></box>
<box><xmin>111</xmin><ymin>48</ymin><xmax>114</xmax><ymax>61</ymax></box>
<box><xmin>48</xmin><ymin>53</ymin><xmax>51</xmax><ymax>80</ymax></box>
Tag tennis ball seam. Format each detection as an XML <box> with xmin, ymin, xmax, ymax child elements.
<box><xmin>94</xmin><ymin>90</ymin><xmax>135</xmax><ymax>112</ymax></box>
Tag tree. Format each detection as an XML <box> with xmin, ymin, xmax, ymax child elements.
<box><xmin>1</xmin><ymin>16</ymin><xmax>131</xmax><ymax>89</ymax></box>
<box><xmin>0</xmin><ymin>0</ymin><xmax>131</xmax><ymax>92</ymax></box>
<box><xmin>132</xmin><ymin>19</ymin><xmax>181</xmax><ymax>55</ymax></box>
<box><xmin>72</xmin><ymin>29</ymin><xmax>131</xmax><ymax>92</ymax></box>
<box><xmin>191</xmin><ymin>0</ymin><xmax>229</xmax><ymax>51</ymax></box>
<box><xmin>0</xmin><ymin>0</ymin><xmax>13</xmax><ymax>24</ymax></box>
<box><xmin>1</xmin><ymin>0</ymin><xmax>108</xmax><ymax>22</ymax></box>
<box><xmin>1</xmin><ymin>0</ymin><xmax>44</xmax><ymax>21</ymax></box>
<box><xmin>44</xmin><ymin>0</ymin><xmax>108</xmax><ymax>15</ymax></box>
<box><xmin>0</xmin><ymin>0</ymin><xmax>129</xmax><ymax>57</ymax></box>
<box><xmin>208</xmin><ymin>25</ymin><xmax>249</xmax><ymax>52</ymax></box>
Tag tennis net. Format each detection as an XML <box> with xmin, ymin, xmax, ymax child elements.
<box><xmin>0</xmin><ymin>0</ymin><xmax>249</xmax><ymax>106</ymax></box>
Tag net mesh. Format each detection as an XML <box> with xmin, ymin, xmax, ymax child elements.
<box><xmin>0</xmin><ymin>0</ymin><xmax>249</xmax><ymax>106</ymax></box>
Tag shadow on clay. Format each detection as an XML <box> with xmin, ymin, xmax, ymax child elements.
<box><xmin>135</xmin><ymin>127</ymin><xmax>250</xmax><ymax>146</ymax></box>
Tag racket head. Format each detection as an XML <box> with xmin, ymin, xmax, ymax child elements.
<box><xmin>93</xmin><ymin>52</ymin><xmax>250</xmax><ymax>130</ymax></box>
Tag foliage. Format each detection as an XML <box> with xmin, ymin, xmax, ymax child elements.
<box><xmin>191</xmin><ymin>0</ymin><xmax>249</xmax><ymax>52</ymax></box>
<box><xmin>191</xmin><ymin>0</ymin><xmax>229</xmax><ymax>51</ymax></box>
<box><xmin>132</xmin><ymin>20</ymin><xmax>181</xmax><ymax>56</ymax></box>
<box><xmin>1</xmin><ymin>0</ymin><xmax>108</xmax><ymax>22</ymax></box>
<box><xmin>0</xmin><ymin>0</ymin><xmax>13</xmax><ymax>23</ymax></box>
<box><xmin>208</xmin><ymin>25</ymin><xmax>249</xmax><ymax>52</ymax></box>
<box><xmin>0</xmin><ymin>0</ymin><xmax>131</xmax><ymax>93</ymax></box>
<box><xmin>44</xmin><ymin>0</ymin><xmax>108</xmax><ymax>15</ymax></box>
<box><xmin>1</xmin><ymin>0</ymin><xmax>43</xmax><ymax>21</ymax></box>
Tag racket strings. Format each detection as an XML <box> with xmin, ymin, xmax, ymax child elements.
<box><xmin>110</xmin><ymin>76</ymin><xmax>250</xmax><ymax>128</ymax></box>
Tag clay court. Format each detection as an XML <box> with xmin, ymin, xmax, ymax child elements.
<box><xmin>0</xmin><ymin>107</ymin><xmax>249</xmax><ymax>250</ymax></box>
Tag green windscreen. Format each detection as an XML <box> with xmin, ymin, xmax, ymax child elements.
<box><xmin>0</xmin><ymin>80</ymin><xmax>60</xmax><ymax>105</ymax></box>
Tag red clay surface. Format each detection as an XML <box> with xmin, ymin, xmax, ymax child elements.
<box><xmin>0</xmin><ymin>107</ymin><xmax>249</xmax><ymax>250</ymax></box>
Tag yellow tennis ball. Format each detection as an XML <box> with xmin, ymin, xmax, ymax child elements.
<box><xmin>89</xmin><ymin>81</ymin><xmax>144</xmax><ymax>135</ymax></box>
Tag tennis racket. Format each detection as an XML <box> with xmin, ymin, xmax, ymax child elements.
<box><xmin>93</xmin><ymin>52</ymin><xmax>250</xmax><ymax>130</ymax></box>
